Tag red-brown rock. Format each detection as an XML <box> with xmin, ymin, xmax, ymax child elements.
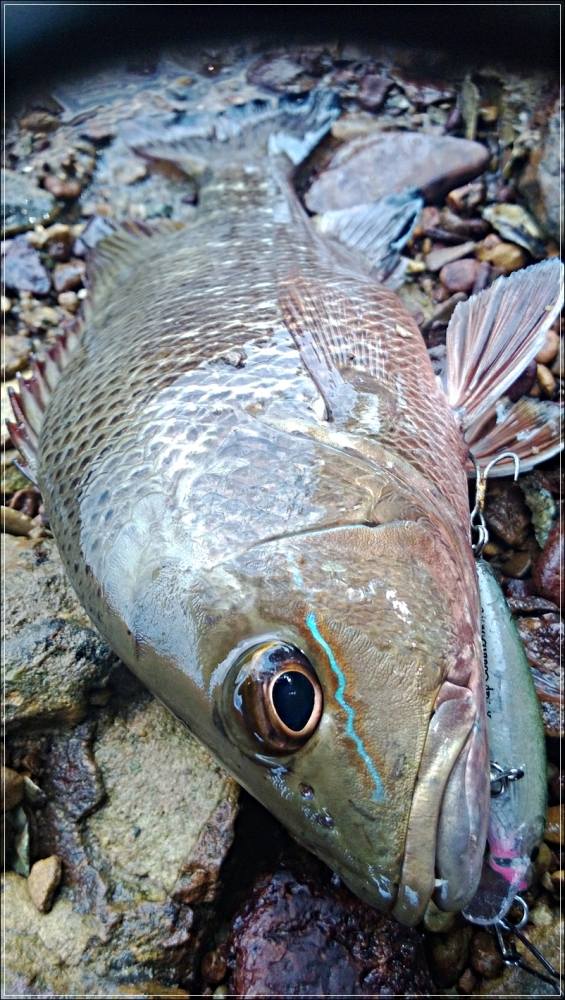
<box><xmin>532</xmin><ymin>514</ymin><xmax>563</xmax><ymax>608</ymax></box>
<box><xmin>439</xmin><ymin>258</ymin><xmax>481</xmax><ymax>293</ymax></box>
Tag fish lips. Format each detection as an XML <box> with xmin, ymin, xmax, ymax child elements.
<box><xmin>392</xmin><ymin>678</ymin><xmax>489</xmax><ymax>925</ymax></box>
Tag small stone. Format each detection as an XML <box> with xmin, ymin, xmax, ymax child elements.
<box><xmin>428</xmin><ymin>925</ymin><xmax>472</xmax><ymax>986</ymax></box>
<box><xmin>498</xmin><ymin>549</ymin><xmax>531</xmax><ymax>578</ymax></box>
<box><xmin>72</xmin><ymin>215</ymin><xmax>115</xmax><ymax>256</ymax></box>
<box><xmin>439</xmin><ymin>208</ymin><xmax>490</xmax><ymax>238</ymax></box>
<box><xmin>507</xmin><ymin>359</ymin><xmax>537</xmax><ymax>402</ymax></box>
<box><xmin>27</xmin><ymin>856</ymin><xmax>63</xmax><ymax>913</ymax></box>
<box><xmin>1</xmin><ymin>294</ymin><xmax>12</xmax><ymax>312</ymax></box>
<box><xmin>536</xmin><ymin>329</ymin><xmax>560</xmax><ymax>365</ymax></box>
<box><xmin>2</xmin><ymin>506</ymin><xmax>33</xmax><ymax>537</ymax></box>
<box><xmin>1</xmin><ymin>333</ymin><xmax>32</xmax><ymax>379</ymax></box>
<box><xmin>536</xmin><ymin>363</ymin><xmax>556</xmax><ymax>397</ymax></box>
<box><xmin>446</xmin><ymin>180</ymin><xmax>485</xmax><ymax>215</ymax></box>
<box><xmin>247</xmin><ymin>52</ymin><xmax>314</xmax><ymax>94</ymax></box>
<box><xmin>19</xmin><ymin>110</ymin><xmax>59</xmax><ymax>132</ymax></box>
<box><xmin>2</xmin><ymin>766</ymin><xmax>25</xmax><ymax>810</ymax></box>
<box><xmin>439</xmin><ymin>257</ymin><xmax>481</xmax><ymax>293</ymax></box>
<box><xmin>529</xmin><ymin>900</ymin><xmax>554</xmax><ymax>927</ymax></box>
<box><xmin>2</xmin><ymin>236</ymin><xmax>51</xmax><ymax>295</ymax></box>
<box><xmin>305</xmin><ymin>132</ymin><xmax>489</xmax><ymax>213</ymax></box>
<box><xmin>2</xmin><ymin>168</ymin><xmax>56</xmax><ymax>236</ymax></box>
<box><xmin>201</xmin><ymin>948</ymin><xmax>227</xmax><ymax>985</ymax></box>
<box><xmin>357</xmin><ymin>73</ymin><xmax>393</xmax><ymax>111</ymax></box>
<box><xmin>43</xmin><ymin>176</ymin><xmax>82</xmax><ymax>200</ymax></box>
<box><xmin>532</xmin><ymin>515</ymin><xmax>563</xmax><ymax>607</ymax></box>
<box><xmin>482</xmin><ymin>203</ymin><xmax>545</xmax><ymax>257</ymax></box>
<box><xmin>479</xmin><ymin>104</ymin><xmax>498</xmax><ymax>123</ymax></box>
<box><xmin>57</xmin><ymin>290</ymin><xmax>79</xmax><ymax>312</ymax></box>
<box><xmin>423</xmin><ymin>899</ymin><xmax>456</xmax><ymax>932</ymax></box>
<box><xmin>470</xmin><ymin>929</ymin><xmax>504</xmax><ymax>978</ymax></box>
<box><xmin>549</xmin><ymin>871</ymin><xmax>564</xmax><ymax>893</ymax></box>
<box><xmin>533</xmin><ymin>841</ymin><xmax>554</xmax><ymax>878</ymax></box>
<box><xmin>484</xmin><ymin>481</ymin><xmax>531</xmax><ymax>548</ymax></box>
<box><xmin>425</xmin><ymin>240</ymin><xmax>476</xmax><ymax>272</ymax></box>
<box><xmin>550</xmin><ymin>335</ymin><xmax>563</xmax><ymax>377</ymax></box>
<box><xmin>516</xmin><ymin>613</ymin><xmax>563</xmax><ymax>738</ymax></box>
<box><xmin>545</xmin><ymin>806</ymin><xmax>563</xmax><ymax>845</ymax></box>
<box><xmin>52</xmin><ymin>259</ymin><xmax>86</xmax><ymax>293</ymax></box>
<box><xmin>457</xmin><ymin>967</ymin><xmax>477</xmax><ymax>994</ymax></box>
<box><xmin>476</xmin><ymin>240</ymin><xmax>527</xmax><ymax>273</ymax></box>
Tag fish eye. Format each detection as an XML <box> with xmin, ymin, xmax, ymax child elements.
<box><xmin>232</xmin><ymin>641</ymin><xmax>323</xmax><ymax>753</ymax></box>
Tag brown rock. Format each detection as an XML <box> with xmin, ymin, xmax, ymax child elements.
<box><xmin>201</xmin><ymin>947</ymin><xmax>227</xmax><ymax>985</ymax></box>
<box><xmin>1</xmin><ymin>333</ymin><xmax>31</xmax><ymax>379</ymax></box>
<box><xmin>57</xmin><ymin>291</ymin><xmax>79</xmax><ymax>313</ymax></box>
<box><xmin>532</xmin><ymin>515</ymin><xmax>563</xmax><ymax>607</ymax></box>
<box><xmin>545</xmin><ymin>806</ymin><xmax>563</xmax><ymax>845</ymax></box>
<box><xmin>516</xmin><ymin>613</ymin><xmax>563</xmax><ymax>738</ymax></box>
<box><xmin>458</xmin><ymin>967</ymin><xmax>477</xmax><ymax>994</ymax></box>
<box><xmin>427</xmin><ymin>925</ymin><xmax>472</xmax><ymax>986</ymax></box>
<box><xmin>439</xmin><ymin>258</ymin><xmax>481</xmax><ymax>293</ymax></box>
<box><xmin>446</xmin><ymin>180</ymin><xmax>485</xmax><ymax>215</ymax></box>
<box><xmin>52</xmin><ymin>260</ymin><xmax>86</xmax><ymax>293</ymax></box>
<box><xmin>507</xmin><ymin>359</ymin><xmax>537</xmax><ymax>402</ymax></box>
<box><xmin>2</xmin><ymin>766</ymin><xmax>25</xmax><ymax>810</ymax></box>
<box><xmin>536</xmin><ymin>363</ymin><xmax>556</xmax><ymax>397</ymax></box>
<box><xmin>536</xmin><ymin>329</ymin><xmax>560</xmax><ymax>365</ymax></box>
<box><xmin>470</xmin><ymin>929</ymin><xmax>504</xmax><ymax>978</ymax></box>
<box><xmin>246</xmin><ymin>52</ymin><xmax>315</xmax><ymax>94</ymax></box>
<box><xmin>27</xmin><ymin>856</ymin><xmax>63</xmax><ymax>913</ymax></box>
<box><xmin>357</xmin><ymin>73</ymin><xmax>393</xmax><ymax>111</ymax></box>
<box><xmin>2</xmin><ymin>506</ymin><xmax>33</xmax><ymax>537</ymax></box>
<box><xmin>476</xmin><ymin>240</ymin><xmax>527</xmax><ymax>272</ymax></box>
<box><xmin>484</xmin><ymin>481</ymin><xmax>531</xmax><ymax>548</ymax></box>
<box><xmin>43</xmin><ymin>176</ymin><xmax>82</xmax><ymax>200</ymax></box>
<box><xmin>425</xmin><ymin>240</ymin><xmax>476</xmax><ymax>272</ymax></box>
<box><xmin>305</xmin><ymin>132</ymin><xmax>489</xmax><ymax>213</ymax></box>
<box><xmin>2</xmin><ymin>236</ymin><xmax>51</xmax><ymax>295</ymax></box>
<box><xmin>229</xmin><ymin>867</ymin><xmax>433</xmax><ymax>996</ymax></box>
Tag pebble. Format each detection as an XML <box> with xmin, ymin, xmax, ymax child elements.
<box><xmin>427</xmin><ymin>925</ymin><xmax>472</xmax><ymax>986</ymax></box>
<box><xmin>201</xmin><ymin>948</ymin><xmax>227</xmax><ymax>985</ymax></box>
<box><xmin>19</xmin><ymin>110</ymin><xmax>60</xmax><ymax>132</ymax></box>
<box><xmin>57</xmin><ymin>290</ymin><xmax>79</xmax><ymax>313</ymax></box>
<box><xmin>529</xmin><ymin>900</ymin><xmax>554</xmax><ymax>927</ymax></box>
<box><xmin>536</xmin><ymin>329</ymin><xmax>560</xmax><ymax>365</ymax></box>
<box><xmin>507</xmin><ymin>359</ymin><xmax>537</xmax><ymax>401</ymax></box>
<box><xmin>446</xmin><ymin>180</ymin><xmax>485</xmax><ymax>214</ymax></box>
<box><xmin>2</xmin><ymin>168</ymin><xmax>56</xmax><ymax>236</ymax></box>
<box><xmin>439</xmin><ymin>208</ymin><xmax>490</xmax><ymax>238</ymax></box>
<box><xmin>32</xmin><ymin>223</ymin><xmax>75</xmax><ymax>262</ymax></box>
<box><xmin>532</xmin><ymin>516</ymin><xmax>563</xmax><ymax>607</ymax></box>
<box><xmin>425</xmin><ymin>240</ymin><xmax>476</xmax><ymax>272</ymax></box>
<box><xmin>484</xmin><ymin>481</ymin><xmax>531</xmax><ymax>548</ymax></box>
<box><xmin>27</xmin><ymin>855</ymin><xmax>63</xmax><ymax>913</ymax></box>
<box><xmin>2</xmin><ymin>766</ymin><xmax>25</xmax><ymax>810</ymax></box>
<box><xmin>2</xmin><ymin>506</ymin><xmax>33</xmax><ymax>537</ymax></box>
<box><xmin>476</xmin><ymin>239</ymin><xmax>527</xmax><ymax>272</ymax></box>
<box><xmin>1</xmin><ymin>334</ymin><xmax>32</xmax><ymax>379</ymax></box>
<box><xmin>482</xmin><ymin>202</ymin><xmax>545</xmax><ymax>257</ymax></box>
<box><xmin>305</xmin><ymin>132</ymin><xmax>489</xmax><ymax>213</ymax></box>
<box><xmin>545</xmin><ymin>806</ymin><xmax>563</xmax><ymax>845</ymax></box>
<box><xmin>439</xmin><ymin>257</ymin><xmax>481</xmax><ymax>292</ymax></box>
<box><xmin>457</xmin><ymin>967</ymin><xmax>477</xmax><ymax>994</ymax></box>
<box><xmin>470</xmin><ymin>929</ymin><xmax>504</xmax><ymax>978</ymax></box>
<box><xmin>53</xmin><ymin>259</ymin><xmax>86</xmax><ymax>293</ymax></box>
<box><xmin>516</xmin><ymin>613</ymin><xmax>562</xmax><ymax>737</ymax></box>
<box><xmin>72</xmin><ymin>214</ymin><xmax>115</xmax><ymax>256</ymax></box>
<box><xmin>2</xmin><ymin>236</ymin><xmax>51</xmax><ymax>295</ymax></box>
<box><xmin>536</xmin><ymin>363</ymin><xmax>556</xmax><ymax>397</ymax></box>
<box><xmin>1</xmin><ymin>294</ymin><xmax>11</xmax><ymax>312</ymax></box>
<box><xmin>357</xmin><ymin>73</ymin><xmax>393</xmax><ymax>111</ymax></box>
<box><xmin>43</xmin><ymin>175</ymin><xmax>82</xmax><ymax>200</ymax></box>
<box><xmin>551</xmin><ymin>336</ymin><xmax>563</xmax><ymax>377</ymax></box>
<box><xmin>246</xmin><ymin>52</ymin><xmax>315</xmax><ymax>94</ymax></box>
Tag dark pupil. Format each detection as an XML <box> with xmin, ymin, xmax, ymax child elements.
<box><xmin>272</xmin><ymin>671</ymin><xmax>315</xmax><ymax>732</ymax></box>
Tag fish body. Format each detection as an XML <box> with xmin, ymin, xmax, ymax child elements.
<box><xmin>9</xmin><ymin>94</ymin><xmax>562</xmax><ymax>925</ymax></box>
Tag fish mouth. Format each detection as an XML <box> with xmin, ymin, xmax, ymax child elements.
<box><xmin>392</xmin><ymin>679</ymin><xmax>489</xmax><ymax>925</ymax></box>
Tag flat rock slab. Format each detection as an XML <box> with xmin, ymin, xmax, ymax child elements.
<box><xmin>305</xmin><ymin>131</ymin><xmax>489</xmax><ymax>213</ymax></box>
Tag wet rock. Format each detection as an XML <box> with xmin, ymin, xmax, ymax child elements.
<box><xmin>536</xmin><ymin>362</ymin><xmax>556</xmax><ymax>397</ymax></box>
<box><xmin>43</xmin><ymin>175</ymin><xmax>82</xmax><ymax>200</ymax></box>
<box><xmin>536</xmin><ymin>328</ymin><xmax>560</xmax><ymax>365</ymax></box>
<box><xmin>228</xmin><ymin>867</ymin><xmax>433</xmax><ymax>996</ymax></box>
<box><xmin>52</xmin><ymin>259</ymin><xmax>86</xmax><ymax>293</ymax></box>
<box><xmin>305</xmin><ymin>132</ymin><xmax>489</xmax><ymax>213</ymax></box>
<box><xmin>357</xmin><ymin>73</ymin><xmax>393</xmax><ymax>111</ymax></box>
<box><xmin>439</xmin><ymin>207</ymin><xmax>489</xmax><ymax>238</ymax></box>
<box><xmin>2</xmin><ymin>505</ymin><xmax>33</xmax><ymax>537</ymax></box>
<box><xmin>29</xmin><ymin>222</ymin><xmax>75</xmax><ymax>261</ymax></box>
<box><xmin>507</xmin><ymin>359</ymin><xmax>537</xmax><ymax>402</ymax></box>
<box><xmin>516</xmin><ymin>613</ymin><xmax>563</xmax><ymax>738</ymax></box>
<box><xmin>518</xmin><ymin>94</ymin><xmax>561</xmax><ymax>240</ymax></box>
<box><xmin>482</xmin><ymin>203</ymin><xmax>546</xmax><ymax>257</ymax></box>
<box><xmin>532</xmin><ymin>515</ymin><xmax>563</xmax><ymax>606</ymax></box>
<box><xmin>439</xmin><ymin>257</ymin><xmax>481</xmax><ymax>292</ymax></box>
<box><xmin>247</xmin><ymin>52</ymin><xmax>315</xmax><ymax>94</ymax></box>
<box><xmin>425</xmin><ymin>240</ymin><xmax>476</xmax><ymax>272</ymax></box>
<box><xmin>27</xmin><ymin>855</ymin><xmax>63</xmax><ymax>913</ymax></box>
<box><xmin>520</xmin><ymin>474</ymin><xmax>556</xmax><ymax>547</ymax></box>
<box><xmin>2</xmin><ymin>169</ymin><xmax>56</xmax><ymax>236</ymax></box>
<box><xmin>545</xmin><ymin>806</ymin><xmax>563</xmax><ymax>845</ymax></box>
<box><xmin>392</xmin><ymin>73</ymin><xmax>454</xmax><ymax>107</ymax></box>
<box><xmin>2</xmin><ymin>766</ymin><xmax>25</xmax><ymax>810</ymax></box>
<box><xmin>457</xmin><ymin>967</ymin><xmax>477</xmax><ymax>994</ymax></box>
<box><xmin>479</xmin><ymin>915</ymin><xmax>563</xmax><ymax>996</ymax></box>
<box><xmin>57</xmin><ymin>290</ymin><xmax>79</xmax><ymax>312</ymax></box>
<box><xmin>19</xmin><ymin>110</ymin><xmax>60</xmax><ymax>133</ymax></box>
<box><xmin>427</xmin><ymin>923</ymin><xmax>472</xmax><ymax>987</ymax></box>
<box><xmin>1</xmin><ymin>333</ymin><xmax>32</xmax><ymax>378</ymax></box>
<box><xmin>476</xmin><ymin>239</ymin><xmax>527</xmax><ymax>272</ymax></box>
<box><xmin>470</xmin><ymin>928</ymin><xmax>504</xmax><ymax>978</ymax></box>
<box><xmin>483</xmin><ymin>481</ymin><xmax>531</xmax><ymax>548</ymax></box>
<box><xmin>201</xmin><ymin>947</ymin><xmax>228</xmax><ymax>985</ymax></box>
<box><xmin>2</xmin><ymin>236</ymin><xmax>51</xmax><ymax>295</ymax></box>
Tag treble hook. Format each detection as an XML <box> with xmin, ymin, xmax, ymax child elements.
<box><xmin>471</xmin><ymin>452</ymin><xmax>521</xmax><ymax>555</ymax></box>
<box><xmin>493</xmin><ymin>896</ymin><xmax>562</xmax><ymax>994</ymax></box>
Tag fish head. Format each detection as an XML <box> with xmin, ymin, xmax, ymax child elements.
<box><xmin>185</xmin><ymin>517</ymin><xmax>489</xmax><ymax>925</ymax></box>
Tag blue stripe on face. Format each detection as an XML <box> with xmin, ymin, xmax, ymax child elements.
<box><xmin>305</xmin><ymin>610</ymin><xmax>385</xmax><ymax>802</ymax></box>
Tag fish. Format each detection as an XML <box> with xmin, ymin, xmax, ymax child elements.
<box><xmin>8</xmin><ymin>91</ymin><xmax>564</xmax><ymax>926</ymax></box>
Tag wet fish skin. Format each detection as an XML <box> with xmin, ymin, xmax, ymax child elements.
<box><xmin>28</xmin><ymin>112</ymin><xmax>490</xmax><ymax>924</ymax></box>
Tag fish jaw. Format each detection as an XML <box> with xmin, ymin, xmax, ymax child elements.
<box><xmin>203</xmin><ymin>517</ymin><xmax>488</xmax><ymax>922</ymax></box>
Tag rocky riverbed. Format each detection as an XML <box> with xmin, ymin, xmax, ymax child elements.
<box><xmin>2</xmin><ymin>38</ymin><xmax>563</xmax><ymax>997</ymax></box>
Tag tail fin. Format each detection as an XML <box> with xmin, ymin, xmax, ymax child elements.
<box><xmin>442</xmin><ymin>259</ymin><xmax>563</xmax><ymax>474</ymax></box>
<box><xmin>121</xmin><ymin>91</ymin><xmax>340</xmax><ymax>176</ymax></box>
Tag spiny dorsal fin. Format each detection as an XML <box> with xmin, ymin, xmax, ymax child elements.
<box><xmin>6</xmin><ymin>327</ymin><xmax>80</xmax><ymax>484</ymax></box>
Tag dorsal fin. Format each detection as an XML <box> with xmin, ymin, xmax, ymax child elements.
<box><xmin>6</xmin><ymin>327</ymin><xmax>80</xmax><ymax>484</ymax></box>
